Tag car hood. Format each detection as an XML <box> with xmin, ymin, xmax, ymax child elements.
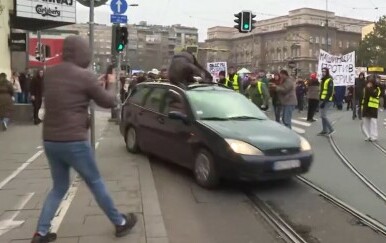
<box><xmin>199</xmin><ymin>119</ymin><xmax>301</xmax><ymax>150</ymax></box>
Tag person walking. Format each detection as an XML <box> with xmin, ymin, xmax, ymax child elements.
<box><xmin>269</xmin><ymin>72</ymin><xmax>282</xmax><ymax>122</ymax></box>
<box><xmin>31</xmin><ymin>36</ymin><xmax>137</xmax><ymax>243</ymax></box>
<box><xmin>362</xmin><ymin>75</ymin><xmax>381</xmax><ymax>141</ymax></box>
<box><xmin>306</xmin><ymin>73</ymin><xmax>320</xmax><ymax>122</ymax></box>
<box><xmin>0</xmin><ymin>73</ymin><xmax>14</xmax><ymax>131</ymax></box>
<box><xmin>353</xmin><ymin>72</ymin><xmax>366</xmax><ymax>120</ymax></box>
<box><xmin>30</xmin><ymin>69</ymin><xmax>44</xmax><ymax>125</ymax></box>
<box><xmin>271</xmin><ymin>70</ymin><xmax>297</xmax><ymax>129</ymax></box>
<box><xmin>318</xmin><ymin>67</ymin><xmax>335</xmax><ymax>136</ymax></box>
<box><xmin>245</xmin><ymin>73</ymin><xmax>270</xmax><ymax>111</ymax></box>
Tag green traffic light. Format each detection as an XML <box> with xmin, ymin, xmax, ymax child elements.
<box><xmin>117</xmin><ymin>43</ymin><xmax>124</xmax><ymax>51</ymax></box>
<box><xmin>243</xmin><ymin>24</ymin><xmax>249</xmax><ymax>29</ymax></box>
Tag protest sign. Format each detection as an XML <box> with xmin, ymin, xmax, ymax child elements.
<box><xmin>317</xmin><ymin>50</ymin><xmax>355</xmax><ymax>86</ymax></box>
<box><xmin>207</xmin><ymin>62</ymin><xmax>227</xmax><ymax>81</ymax></box>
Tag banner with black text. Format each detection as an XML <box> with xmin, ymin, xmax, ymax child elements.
<box><xmin>317</xmin><ymin>50</ymin><xmax>355</xmax><ymax>86</ymax></box>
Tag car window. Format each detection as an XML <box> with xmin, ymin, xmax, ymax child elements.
<box><xmin>161</xmin><ymin>92</ymin><xmax>186</xmax><ymax>114</ymax></box>
<box><xmin>129</xmin><ymin>86</ymin><xmax>152</xmax><ymax>105</ymax></box>
<box><xmin>186</xmin><ymin>90</ymin><xmax>267</xmax><ymax>120</ymax></box>
<box><xmin>143</xmin><ymin>87</ymin><xmax>167</xmax><ymax>112</ymax></box>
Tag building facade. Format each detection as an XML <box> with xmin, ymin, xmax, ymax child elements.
<box><xmin>56</xmin><ymin>22</ymin><xmax>198</xmax><ymax>72</ymax></box>
<box><xmin>362</xmin><ymin>23</ymin><xmax>375</xmax><ymax>39</ymax></box>
<box><xmin>202</xmin><ymin>8</ymin><xmax>371</xmax><ymax>77</ymax></box>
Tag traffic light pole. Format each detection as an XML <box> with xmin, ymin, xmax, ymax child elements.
<box><xmin>116</xmin><ymin>51</ymin><xmax>122</xmax><ymax>124</ymax></box>
<box><xmin>89</xmin><ymin>0</ymin><xmax>96</xmax><ymax>152</ymax></box>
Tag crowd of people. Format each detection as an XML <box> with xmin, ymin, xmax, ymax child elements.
<box><xmin>0</xmin><ymin>69</ymin><xmax>45</xmax><ymax>131</ymax></box>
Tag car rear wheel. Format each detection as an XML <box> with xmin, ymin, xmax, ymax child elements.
<box><xmin>193</xmin><ymin>149</ymin><xmax>219</xmax><ymax>188</ymax></box>
<box><xmin>125</xmin><ymin>126</ymin><xmax>140</xmax><ymax>153</ymax></box>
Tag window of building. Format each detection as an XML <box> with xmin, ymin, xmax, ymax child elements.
<box><xmin>315</xmin><ymin>37</ymin><xmax>319</xmax><ymax>44</ymax></box>
<box><xmin>277</xmin><ymin>52</ymin><xmax>281</xmax><ymax>60</ymax></box>
<box><xmin>284</xmin><ymin>50</ymin><xmax>288</xmax><ymax>59</ymax></box>
<box><xmin>309</xmin><ymin>48</ymin><xmax>313</xmax><ymax>57</ymax></box>
<box><xmin>315</xmin><ymin>63</ymin><xmax>318</xmax><ymax>71</ymax></box>
<box><xmin>328</xmin><ymin>38</ymin><xmax>332</xmax><ymax>45</ymax></box>
<box><xmin>309</xmin><ymin>36</ymin><xmax>314</xmax><ymax>43</ymax></box>
<box><xmin>339</xmin><ymin>41</ymin><xmax>342</xmax><ymax>48</ymax></box>
<box><xmin>309</xmin><ymin>63</ymin><xmax>313</xmax><ymax>73</ymax></box>
<box><xmin>346</xmin><ymin>41</ymin><xmax>350</xmax><ymax>48</ymax></box>
<box><xmin>271</xmin><ymin>53</ymin><xmax>275</xmax><ymax>60</ymax></box>
<box><xmin>321</xmin><ymin>37</ymin><xmax>325</xmax><ymax>45</ymax></box>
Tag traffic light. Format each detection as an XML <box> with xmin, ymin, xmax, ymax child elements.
<box><xmin>234</xmin><ymin>12</ymin><xmax>242</xmax><ymax>32</ymax></box>
<box><xmin>115</xmin><ymin>26</ymin><xmax>128</xmax><ymax>52</ymax></box>
<box><xmin>234</xmin><ymin>11</ymin><xmax>256</xmax><ymax>33</ymax></box>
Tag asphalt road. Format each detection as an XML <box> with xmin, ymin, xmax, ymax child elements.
<box><xmin>150</xmin><ymin>108</ymin><xmax>386</xmax><ymax>243</ymax></box>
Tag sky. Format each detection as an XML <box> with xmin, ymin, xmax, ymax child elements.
<box><xmin>76</xmin><ymin>0</ymin><xmax>386</xmax><ymax>41</ymax></box>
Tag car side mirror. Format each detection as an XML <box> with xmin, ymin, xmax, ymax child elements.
<box><xmin>168</xmin><ymin>111</ymin><xmax>189</xmax><ymax>123</ymax></box>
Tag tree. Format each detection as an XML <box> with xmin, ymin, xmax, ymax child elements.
<box><xmin>357</xmin><ymin>16</ymin><xmax>386</xmax><ymax>67</ymax></box>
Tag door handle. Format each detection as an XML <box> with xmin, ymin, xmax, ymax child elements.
<box><xmin>157</xmin><ymin>117</ymin><xmax>165</xmax><ymax>124</ymax></box>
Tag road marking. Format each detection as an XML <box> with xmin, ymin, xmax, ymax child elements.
<box><xmin>291</xmin><ymin>119</ymin><xmax>311</xmax><ymax>127</ymax></box>
<box><xmin>37</xmin><ymin>146</ymin><xmax>43</xmax><ymax>149</ymax></box>
<box><xmin>299</xmin><ymin>117</ymin><xmax>318</xmax><ymax>121</ymax></box>
<box><xmin>0</xmin><ymin>150</ymin><xmax>44</xmax><ymax>190</ymax></box>
<box><xmin>0</xmin><ymin>193</ymin><xmax>35</xmax><ymax>236</ymax></box>
<box><xmin>50</xmin><ymin>140</ymin><xmax>101</xmax><ymax>233</ymax></box>
<box><xmin>292</xmin><ymin>127</ymin><xmax>306</xmax><ymax>134</ymax></box>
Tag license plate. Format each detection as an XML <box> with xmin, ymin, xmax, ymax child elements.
<box><xmin>273</xmin><ymin>160</ymin><xmax>301</xmax><ymax>171</ymax></box>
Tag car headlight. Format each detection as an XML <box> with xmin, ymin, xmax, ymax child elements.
<box><xmin>225</xmin><ymin>139</ymin><xmax>263</xmax><ymax>156</ymax></box>
<box><xmin>299</xmin><ymin>136</ymin><xmax>312</xmax><ymax>151</ymax></box>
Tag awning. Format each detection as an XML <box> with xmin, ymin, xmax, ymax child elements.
<box><xmin>10</xmin><ymin>14</ymin><xmax>74</xmax><ymax>31</ymax></box>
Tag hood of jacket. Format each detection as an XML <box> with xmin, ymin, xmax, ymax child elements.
<box><xmin>62</xmin><ymin>36</ymin><xmax>91</xmax><ymax>68</ymax></box>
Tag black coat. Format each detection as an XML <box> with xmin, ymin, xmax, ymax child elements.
<box><xmin>362</xmin><ymin>85</ymin><xmax>380</xmax><ymax>119</ymax></box>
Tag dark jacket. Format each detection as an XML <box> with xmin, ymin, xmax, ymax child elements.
<box><xmin>269</xmin><ymin>77</ymin><xmax>281</xmax><ymax>105</ymax></box>
<box><xmin>43</xmin><ymin>35</ymin><xmax>117</xmax><ymax>141</ymax></box>
<box><xmin>362</xmin><ymin>84</ymin><xmax>380</xmax><ymax>119</ymax></box>
<box><xmin>320</xmin><ymin>75</ymin><xmax>334</xmax><ymax>102</ymax></box>
<box><xmin>355</xmin><ymin>74</ymin><xmax>366</xmax><ymax>100</ymax></box>
<box><xmin>0</xmin><ymin>79</ymin><xmax>14</xmax><ymax>118</ymax></box>
<box><xmin>30</xmin><ymin>74</ymin><xmax>44</xmax><ymax>99</ymax></box>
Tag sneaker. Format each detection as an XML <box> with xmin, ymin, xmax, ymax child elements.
<box><xmin>2</xmin><ymin>121</ymin><xmax>7</xmax><ymax>131</ymax></box>
<box><xmin>317</xmin><ymin>131</ymin><xmax>328</xmax><ymax>136</ymax></box>
<box><xmin>31</xmin><ymin>232</ymin><xmax>57</xmax><ymax>243</ymax></box>
<box><xmin>115</xmin><ymin>213</ymin><xmax>138</xmax><ymax>237</ymax></box>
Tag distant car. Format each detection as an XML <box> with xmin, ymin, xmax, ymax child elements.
<box><xmin>120</xmin><ymin>82</ymin><xmax>313</xmax><ymax>188</ymax></box>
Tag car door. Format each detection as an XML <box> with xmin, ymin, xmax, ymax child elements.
<box><xmin>138</xmin><ymin>86</ymin><xmax>168</xmax><ymax>155</ymax></box>
<box><xmin>155</xmin><ymin>89</ymin><xmax>195</xmax><ymax>167</ymax></box>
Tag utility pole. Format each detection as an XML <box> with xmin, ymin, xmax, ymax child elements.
<box><xmin>89</xmin><ymin>0</ymin><xmax>96</xmax><ymax>152</ymax></box>
<box><xmin>37</xmin><ymin>30</ymin><xmax>42</xmax><ymax>68</ymax></box>
<box><xmin>325</xmin><ymin>0</ymin><xmax>329</xmax><ymax>52</ymax></box>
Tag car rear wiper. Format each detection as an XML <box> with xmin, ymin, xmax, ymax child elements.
<box><xmin>200</xmin><ymin>117</ymin><xmax>230</xmax><ymax>121</ymax></box>
<box><xmin>228</xmin><ymin>116</ymin><xmax>265</xmax><ymax>120</ymax></box>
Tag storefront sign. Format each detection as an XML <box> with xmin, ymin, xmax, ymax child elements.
<box><xmin>9</xmin><ymin>33</ymin><xmax>27</xmax><ymax>51</ymax></box>
<box><xmin>16</xmin><ymin>0</ymin><xmax>76</xmax><ymax>23</ymax></box>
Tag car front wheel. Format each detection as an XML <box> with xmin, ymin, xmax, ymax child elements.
<box><xmin>125</xmin><ymin>126</ymin><xmax>140</xmax><ymax>153</ymax></box>
<box><xmin>193</xmin><ymin>149</ymin><xmax>219</xmax><ymax>188</ymax></box>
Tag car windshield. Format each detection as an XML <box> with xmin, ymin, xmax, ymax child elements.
<box><xmin>186</xmin><ymin>89</ymin><xmax>268</xmax><ymax>120</ymax></box>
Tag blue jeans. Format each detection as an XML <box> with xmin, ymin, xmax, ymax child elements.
<box><xmin>1</xmin><ymin>117</ymin><xmax>9</xmax><ymax>126</ymax></box>
<box><xmin>282</xmin><ymin>105</ymin><xmax>295</xmax><ymax>128</ymax></box>
<box><xmin>320</xmin><ymin>102</ymin><xmax>334</xmax><ymax>133</ymax></box>
<box><xmin>37</xmin><ymin>141</ymin><xmax>124</xmax><ymax>235</ymax></box>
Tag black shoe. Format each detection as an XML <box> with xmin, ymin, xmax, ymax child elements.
<box><xmin>115</xmin><ymin>213</ymin><xmax>138</xmax><ymax>237</ymax></box>
<box><xmin>31</xmin><ymin>232</ymin><xmax>57</xmax><ymax>243</ymax></box>
<box><xmin>317</xmin><ymin>131</ymin><xmax>328</xmax><ymax>136</ymax></box>
<box><xmin>307</xmin><ymin>118</ymin><xmax>317</xmax><ymax>122</ymax></box>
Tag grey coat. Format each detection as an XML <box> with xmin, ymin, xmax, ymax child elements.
<box><xmin>276</xmin><ymin>77</ymin><xmax>297</xmax><ymax>106</ymax></box>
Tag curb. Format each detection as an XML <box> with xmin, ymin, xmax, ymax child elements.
<box><xmin>138</xmin><ymin>156</ymin><xmax>169</xmax><ymax>243</ymax></box>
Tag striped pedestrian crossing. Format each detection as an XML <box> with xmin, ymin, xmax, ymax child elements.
<box><xmin>290</xmin><ymin>118</ymin><xmax>312</xmax><ymax>134</ymax></box>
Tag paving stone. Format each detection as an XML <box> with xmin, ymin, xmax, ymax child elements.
<box><xmin>78</xmin><ymin>233</ymin><xmax>145</xmax><ymax>243</ymax></box>
<box><xmin>147</xmin><ymin>237</ymin><xmax>170</xmax><ymax>243</ymax></box>
<box><xmin>143</xmin><ymin>215</ymin><xmax>168</xmax><ymax>238</ymax></box>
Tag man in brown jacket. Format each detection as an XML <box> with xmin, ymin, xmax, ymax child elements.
<box><xmin>31</xmin><ymin>36</ymin><xmax>137</xmax><ymax>243</ymax></box>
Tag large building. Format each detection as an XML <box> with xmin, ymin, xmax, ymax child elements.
<box><xmin>362</xmin><ymin>23</ymin><xmax>375</xmax><ymax>40</ymax></box>
<box><xmin>56</xmin><ymin>22</ymin><xmax>199</xmax><ymax>72</ymax></box>
<box><xmin>200</xmin><ymin>8</ymin><xmax>372</xmax><ymax>76</ymax></box>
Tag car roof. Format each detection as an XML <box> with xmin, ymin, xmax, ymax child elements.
<box><xmin>136</xmin><ymin>82</ymin><xmax>233</xmax><ymax>93</ymax></box>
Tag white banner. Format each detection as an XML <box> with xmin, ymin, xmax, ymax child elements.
<box><xmin>207</xmin><ymin>62</ymin><xmax>227</xmax><ymax>82</ymax></box>
<box><xmin>317</xmin><ymin>50</ymin><xmax>356</xmax><ymax>86</ymax></box>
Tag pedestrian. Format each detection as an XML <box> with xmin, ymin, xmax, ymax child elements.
<box><xmin>361</xmin><ymin>75</ymin><xmax>381</xmax><ymax>141</ymax></box>
<box><xmin>352</xmin><ymin>73</ymin><xmax>366</xmax><ymax>120</ymax></box>
<box><xmin>318</xmin><ymin>67</ymin><xmax>335</xmax><ymax>136</ymax></box>
<box><xmin>30</xmin><ymin>69</ymin><xmax>44</xmax><ymax>125</ymax></box>
<box><xmin>30</xmin><ymin>36</ymin><xmax>137</xmax><ymax>243</ymax></box>
<box><xmin>346</xmin><ymin>85</ymin><xmax>354</xmax><ymax>111</ymax></box>
<box><xmin>19</xmin><ymin>72</ymin><xmax>29</xmax><ymax>103</ymax></box>
<box><xmin>270</xmin><ymin>70</ymin><xmax>297</xmax><ymax>129</ymax></box>
<box><xmin>11</xmin><ymin>71</ymin><xmax>22</xmax><ymax>103</ymax></box>
<box><xmin>268</xmin><ymin>72</ymin><xmax>282</xmax><ymax>122</ymax></box>
<box><xmin>296</xmin><ymin>80</ymin><xmax>306</xmax><ymax>112</ymax></box>
<box><xmin>0</xmin><ymin>73</ymin><xmax>14</xmax><ymax>131</ymax></box>
<box><xmin>306</xmin><ymin>73</ymin><xmax>320</xmax><ymax>122</ymax></box>
<box><xmin>245</xmin><ymin>73</ymin><xmax>270</xmax><ymax>111</ymax></box>
<box><xmin>224</xmin><ymin>66</ymin><xmax>243</xmax><ymax>93</ymax></box>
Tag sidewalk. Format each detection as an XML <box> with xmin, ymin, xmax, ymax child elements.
<box><xmin>51</xmin><ymin>123</ymin><xmax>169</xmax><ymax>243</ymax></box>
